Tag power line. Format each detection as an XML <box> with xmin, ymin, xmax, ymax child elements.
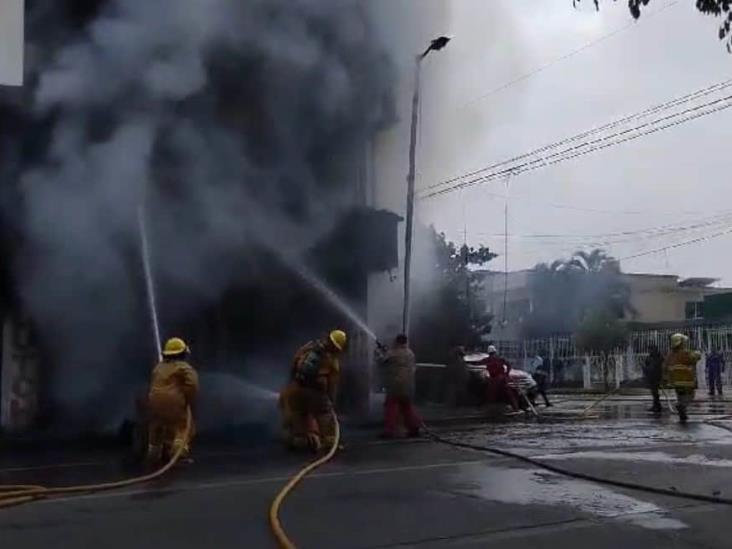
<box><xmin>463</xmin><ymin>0</ymin><xmax>678</xmax><ymax>108</ymax></box>
<box><xmin>422</xmin><ymin>75</ymin><xmax>732</xmax><ymax>198</ymax></box>
<box><xmin>440</xmin><ymin>214</ymin><xmax>732</xmax><ymax>264</ymax></box>
<box><xmin>426</xmin><ymin>92</ymin><xmax>732</xmax><ymax>197</ymax></box>
<box><xmin>470</xmin><ymin>189</ymin><xmax>732</xmax><ymax>216</ymax></box>
<box><xmin>421</xmin><ymin>92</ymin><xmax>732</xmax><ymax>199</ymax></box>
<box><xmin>619</xmin><ymin>225</ymin><xmax>732</xmax><ymax>261</ymax></box>
<box><xmin>464</xmin><ymin>212</ymin><xmax>732</xmax><ymax>241</ymax></box>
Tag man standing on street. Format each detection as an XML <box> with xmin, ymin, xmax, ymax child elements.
<box><xmin>380</xmin><ymin>334</ymin><xmax>421</xmax><ymax>438</ymax></box>
<box><xmin>664</xmin><ymin>333</ymin><xmax>701</xmax><ymax>424</ymax></box>
<box><xmin>643</xmin><ymin>345</ymin><xmax>664</xmax><ymax>414</ymax></box>
<box><xmin>706</xmin><ymin>348</ymin><xmax>725</xmax><ymax>398</ymax></box>
<box><xmin>532</xmin><ymin>352</ymin><xmax>552</xmax><ymax>407</ymax></box>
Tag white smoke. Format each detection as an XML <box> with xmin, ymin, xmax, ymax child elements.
<box><xmin>6</xmin><ymin>0</ymin><xmax>394</xmax><ymax>426</ymax></box>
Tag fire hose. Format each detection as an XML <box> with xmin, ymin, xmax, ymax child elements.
<box><xmin>422</xmin><ymin>423</ymin><xmax>732</xmax><ymax>506</ymax></box>
<box><xmin>0</xmin><ymin>407</ymin><xmax>192</xmax><ymax>509</ymax></box>
<box><xmin>269</xmin><ymin>410</ymin><xmax>341</xmax><ymax>549</ymax></box>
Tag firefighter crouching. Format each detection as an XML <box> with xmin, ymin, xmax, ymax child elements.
<box><xmin>147</xmin><ymin>337</ymin><xmax>199</xmax><ymax>463</ymax></box>
<box><xmin>663</xmin><ymin>333</ymin><xmax>701</xmax><ymax>424</ymax></box>
<box><xmin>280</xmin><ymin>330</ymin><xmax>347</xmax><ymax>452</ymax></box>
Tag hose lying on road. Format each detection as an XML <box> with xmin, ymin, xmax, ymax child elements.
<box><xmin>422</xmin><ymin>424</ymin><xmax>732</xmax><ymax>506</ymax></box>
<box><xmin>0</xmin><ymin>408</ymin><xmax>192</xmax><ymax>509</ymax></box>
<box><xmin>578</xmin><ymin>386</ymin><xmax>624</xmax><ymax>417</ymax></box>
<box><xmin>269</xmin><ymin>411</ymin><xmax>341</xmax><ymax>549</ymax></box>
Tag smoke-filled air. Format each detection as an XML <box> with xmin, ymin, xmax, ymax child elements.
<box><xmin>0</xmin><ymin>0</ymin><xmax>394</xmax><ymax>429</ymax></box>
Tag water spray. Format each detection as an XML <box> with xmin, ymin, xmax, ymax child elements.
<box><xmin>138</xmin><ymin>205</ymin><xmax>162</xmax><ymax>361</ymax></box>
<box><xmin>260</xmin><ymin>239</ymin><xmax>380</xmax><ymax>343</ymax></box>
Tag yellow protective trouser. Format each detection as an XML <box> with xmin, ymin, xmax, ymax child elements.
<box><xmin>675</xmin><ymin>387</ymin><xmax>695</xmax><ymax>409</ymax></box>
<box><xmin>147</xmin><ymin>393</ymin><xmax>194</xmax><ymax>462</ymax></box>
<box><xmin>288</xmin><ymin>385</ymin><xmax>335</xmax><ymax>452</ymax></box>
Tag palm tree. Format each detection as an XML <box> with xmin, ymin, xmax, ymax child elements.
<box><xmin>568</xmin><ymin>249</ymin><xmax>612</xmax><ymax>273</ymax></box>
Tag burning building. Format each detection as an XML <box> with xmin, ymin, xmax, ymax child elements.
<box><xmin>0</xmin><ymin>0</ymin><xmax>412</xmax><ymax>435</ymax></box>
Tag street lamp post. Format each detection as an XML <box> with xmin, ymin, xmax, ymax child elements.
<box><xmin>402</xmin><ymin>35</ymin><xmax>451</xmax><ymax>335</ymax></box>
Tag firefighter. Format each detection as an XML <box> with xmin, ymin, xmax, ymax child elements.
<box><xmin>284</xmin><ymin>329</ymin><xmax>347</xmax><ymax>452</ymax></box>
<box><xmin>663</xmin><ymin>333</ymin><xmax>701</xmax><ymax>424</ymax></box>
<box><xmin>379</xmin><ymin>334</ymin><xmax>421</xmax><ymax>438</ymax></box>
<box><xmin>147</xmin><ymin>337</ymin><xmax>199</xmax><ymax>464</ymax></box>
<box><xmin>481</xmin><ymin>345</ymin><xmax>519</xmax><ymax>411</ymax></box>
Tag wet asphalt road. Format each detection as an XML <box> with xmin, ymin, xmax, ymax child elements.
<box><xmin>2</xmin><ymin>397</ymin><xmax>732</xmax><ymax>548</ymax></box>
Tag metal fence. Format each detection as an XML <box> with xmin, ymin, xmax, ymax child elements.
<box><xmin>488</xmin><ymin>323</ymin><xmax>732</xmax><ymax>391</ymax></box>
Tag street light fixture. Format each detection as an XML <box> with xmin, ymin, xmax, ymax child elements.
<box><xmin>402</xmin><ymin>35</ymin><xmax>452</xmax><ymax>335</ymax></box>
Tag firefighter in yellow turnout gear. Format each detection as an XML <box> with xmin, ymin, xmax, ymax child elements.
<box><xmin>280</xmin><ymin>330</ymin><xmax>346</xmax><ymax>452</ymax></box>
<box><xmin>663</xmin><ymin>333</ymin><xmax>701</xmax><ymax>424</ymax></box>
<box><xmin>147</xmin><ymin>337</ymin><xmax>200</xmax><ymax>463</ymax></box>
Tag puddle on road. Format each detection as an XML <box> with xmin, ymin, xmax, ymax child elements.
<box><xmin>449</xmin><ymin>465</ymin><xmax>687</xmax><ymax>531</ymax></box>
<box><xmin>536</xmin><ymin>450</ymin><xmax>732</xmax><ymax>468</ymax></box>
<box><xmin>460</xmin><ymin>420</ymin><xmax>732</xmax><ymax>452</ymax></box>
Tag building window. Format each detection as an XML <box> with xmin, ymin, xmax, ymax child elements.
<box><xmin>685</xmin><ymin>301</ymin><xmax>704</xmax><ymax>320</ymax></box>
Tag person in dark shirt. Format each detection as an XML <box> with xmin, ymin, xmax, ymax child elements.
<box><xmin>706</xmin><ymin>348</ymin><xmax>725</xmax><ymax>398</ymax></box>
<box><xmin>643</xmin><ymin>345</ymin><xmax>664</xmax><ymax>414</ymax></box>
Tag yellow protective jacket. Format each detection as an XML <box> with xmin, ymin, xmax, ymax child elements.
<box><xmin>148</xmin><ymin>360</ymin><xmax>199</xmax><ymax>420</ymax></box>
<box><xmin>663</xmin><ymin>349</ymin><xmax>701</xmax><ymax>389</ymax></box>
<box><xmin>292</xmin><ymin>340</ymin><xmax>340</xmax><ymax>402</ymax></box>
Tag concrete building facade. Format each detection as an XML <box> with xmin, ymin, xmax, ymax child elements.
<box><xmin>478</xmin><ymin>269</ymin><xmax>730</xmax><ymax>341</ymax></box>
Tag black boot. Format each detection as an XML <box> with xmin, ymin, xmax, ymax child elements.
<box><xmin>678</xmin><ymin>407</ymin><xmax>688</xmax><ymax>423</ymax></box>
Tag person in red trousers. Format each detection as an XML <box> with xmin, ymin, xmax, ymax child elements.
<box><xmin>380</xmin><ymin>334</ymin><xmax>421</xmax><ymax>438</ymax></box>
<box><xmin>481</xmin><ymin>345</ymin><xmax>519</xmax><ymax>411</ymax></box>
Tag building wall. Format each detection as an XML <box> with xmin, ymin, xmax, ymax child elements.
<box><xmin>621</xmin><ymin>274</ymin><xmax>721</xmax><ymax>324</ymax></box>
<box><xmin>477</xmin><ymin>270</ymin><xmax>727</xmax><ymax>340</ymax></box>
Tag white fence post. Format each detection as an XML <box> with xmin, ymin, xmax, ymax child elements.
<box><xmin>583</xmin><ymin>354</ymin><xmax>591</xmax><ymax>390</ymax></box>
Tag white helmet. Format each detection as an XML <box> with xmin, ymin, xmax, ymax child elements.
<box><xmin>487</xmin><ymin>345</ymin><xmax>497</xmax><ymax>354</ymax></box>
<box><xmin>670</xmin><ymin>333</ymin><xmax>688</xmax><ymax>349</ymax></box>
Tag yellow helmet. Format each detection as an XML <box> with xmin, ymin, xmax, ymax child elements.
<box><xmin>670</xmin><ymin>333</ymin><xmax>688</xmax><ymax>349</ymax></box>
<box><xmin>162</xmin><ymin>337</ymin><xmax>189</xmax><ymax>357</ymax></box>
<box><xmin>328</xmin><ymin>329</ymin><xmax>347</xmax><ymax>351</ymax></box>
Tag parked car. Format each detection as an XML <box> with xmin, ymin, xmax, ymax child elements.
<box><xmin>463</xmin><ymin>352</ymin><xmax>539</xmax><ymax>409</ymax></box>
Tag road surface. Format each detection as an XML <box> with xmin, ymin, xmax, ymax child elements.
<box><xmin>1</xmin><ymin>397</ymin><xmax>732</xmax><ymax>548</ymax></box>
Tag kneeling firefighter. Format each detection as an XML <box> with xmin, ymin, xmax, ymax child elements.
<box><xmin>147</xmin><ymin>337</ymin><xmax>200</xmax><ymax>463</ymax></box>
<box><xmin>663</xmin><ymin>333</ymin><xmax>701</xmax><ymax>423</ymax></box>
<box><xmin>280</xmin><ymin>330</ymin><xmax>347</xmax><ymax>452</ymax></box>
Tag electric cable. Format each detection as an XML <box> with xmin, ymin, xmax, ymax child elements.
<box><xmin>423</xmin><ymin>93</ymin><xmax>732</xmax><ymax>199</ymax></box>
<box><xmin>425</xmin><ymin>75</ymin><xmax>732</xmax><ymax>196</ymax></box>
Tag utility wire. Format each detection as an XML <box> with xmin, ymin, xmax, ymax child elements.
<box><xmin>440</xmin><ymin>215</ymin><xmax>732</xmax><ymax>265</ymax></box>
<box><xmin>427</xmin><ymin>93</ymin><xmax>732</xmax><ymax>196</ymax></box>
<box><xmin>470</xmin><ymin>189</ymin><xmax>732</xmax><ymax>217</ymax></box>
<box><xmin>463</xmin><ymin>0</ymin><xmax>678</xmax><ymax>108</ymax></box>
<box><xmin>462</xmin><ymin>212</ymin><xmax>732</xmax><ymax>241</ymax></box>
<box><xmin>422</xmin><ymin>76</ymin><xmax>732</xmax><ymax>197</ymax></box>
<box><xmin>619</xmin><ymin>224</ymin><xmax>732</xmax><ymax>261</ymax></box>
<box><xmin>422</xmin><ymin>93</ymin><xmax>732</xmax><ymax>199</ymax></box>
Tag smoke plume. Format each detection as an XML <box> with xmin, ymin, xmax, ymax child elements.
<box><xmin>1</xmin><ymin>0</ymin><xmax>393</xmax><ymax>426</ymax></box>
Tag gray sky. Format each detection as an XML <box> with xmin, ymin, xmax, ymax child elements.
<box><xmin>411</xmin><ymin>0</ymin><xmax>732</xmax><ymax>284</ymax></box>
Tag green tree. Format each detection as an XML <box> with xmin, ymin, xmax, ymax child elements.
<box><xmin>523</xmin><ymin>248</ymin><xmax>634</xmax><ymax>339</ymax></box>
<box><xmin>574</xmin><ymin>0</ymin><xmax>732</xmax><ymax>51</ymax></box>
<box><xmin>411</xmin><ymin>228</ymin><xmax>497</xmax><ymax>362</ymax></box>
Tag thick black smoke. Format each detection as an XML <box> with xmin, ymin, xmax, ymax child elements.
<box><xmin>0</xmin><ymin>0</ymin><xmax>393</xmax><ymax>427</ymax></box>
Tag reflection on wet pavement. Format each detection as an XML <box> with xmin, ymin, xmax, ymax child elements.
<box><xmin>448</xmin><ymin>464</ymin><xmax>687</xmax><ymax>531</ymax></box>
